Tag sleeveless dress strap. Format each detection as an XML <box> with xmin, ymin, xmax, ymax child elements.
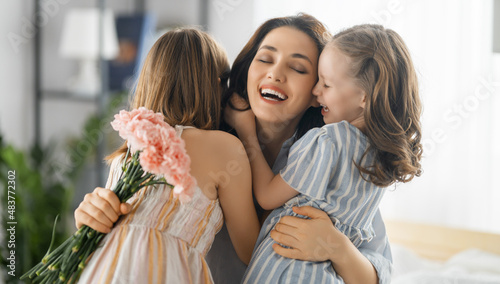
<box><xmin>174</xmin><ymin>125</ymin><xmax>195</xmax><ymax>137</ymax></box>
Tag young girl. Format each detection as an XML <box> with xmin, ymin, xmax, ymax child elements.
<box><xmin>230</xmin><ymin>24</ymin><xmax>422</xmax><ymax>283</ymax></box>
<box><xmin>76</xmin><ymin>28</ymin><xmax>260</xmax><ymax>283</ymax></box>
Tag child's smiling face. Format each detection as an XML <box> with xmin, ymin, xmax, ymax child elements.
<box><xmin>312</xmin><ymin>46</ymin><xmax>366</xmax><ymax>126</ymax></box>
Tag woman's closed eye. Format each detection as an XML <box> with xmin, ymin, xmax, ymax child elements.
<box><xmin>290</xmin><ymin>64</ymin><xmax>307</xmax><ymax>74</ymax></box>
<box><xmin>256</xmin><ymin>55</ymin><xmax>272</xmax><ymax>64</ymax></box>
<box><xmin>292</xmin><ymin>67</ymin><xmax>307</xmax><ymax>74</ymax></box>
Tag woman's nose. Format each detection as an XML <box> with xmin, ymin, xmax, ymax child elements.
<box><xmin>267</xmin><ymin>65</ymin><xmax>286</xmax><ymax>83</ymax></box>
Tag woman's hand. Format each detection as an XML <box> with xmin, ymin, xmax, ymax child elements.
<box><xmin>74</xmin><ymin>187</ymin><xmax>131</xmax><ymax>233</ymax></box>
<box><xmin>224</xmin><ymin>93</ymin><xmax>256</xmax><ymax>137</ymax></box>
<box><xmin>270</xmin><ymin>206</ymin><xmax>350</xmax><ymax>263</ymax></box>
<box><xmin>271</xmin><ymin>206</ymin><xmax>378</xmax><ymax>284</ymax></box>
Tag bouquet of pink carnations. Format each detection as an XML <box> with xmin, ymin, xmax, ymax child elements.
<box><xmin>21</xmin><ymin>107</ymin><xmax>196</xmax><ymax>283</ymax></box>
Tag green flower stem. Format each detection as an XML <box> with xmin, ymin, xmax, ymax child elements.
<box><xmin>36</xmin><ymin>253</ymin><xmax>62</xmax><ymax>276</ymax></box>
<box><xmin>43</xmin><ymin>236</ymin><xmax>73</xmax><ymax>262</ymax></box>
<box><xmin>60</xmin><ymin>235</ymin><xmax>77</xmax><ymax>269</ymax></box>
<box><xmin>23</xmin><ymin>261</ymin><xmax>44</xmax><ymax>279</ymax></box>
<box><xmin>62</xmin><ymin>237</ymin><xmax>92</xmax><ymax>278</ymax></box>
<box><xmin>21</xmin><ymin>231</ymin><xmax>74</xmax><ymax>280</ymax></box>
<box><xmin>136</xmin><ymin>173</ymin><xmax>154</xmax><ymax>186</ymax></box>
<box><xmin>40</xmin><ymin>271</ymin><xmax>58</xmax><ymax>284</ymax></box>
<box><xmin>67</xmin><ymin>271</ymin><xmax>80</xmax><ymax>284</ymax></box>
<box><xmin>60</xmin><ymin>256</ymin><xmax>80</xmax><ymax>283</ymax></box>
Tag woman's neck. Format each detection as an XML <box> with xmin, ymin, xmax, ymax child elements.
<box><xmin>255</xmin><ymin>119</ymin><xmax>299</xmax><ymax>167</ymax></box>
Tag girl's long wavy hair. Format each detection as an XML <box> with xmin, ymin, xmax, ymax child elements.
<box><xmin>331</xmin><ymin>24</ymin><xmax>422</xmax><ymax>187</ymax></box>
<box><xmin>108</xmin><ymin>28</ymin><xmax>230</xmax><ymax>161</ymax></box>
<box><xmin>222</xmin><ymin>13</ymin><xmax>332</xmax><ymax>139</ymax></box>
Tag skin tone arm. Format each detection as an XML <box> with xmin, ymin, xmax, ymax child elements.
<box><xmin>224</xmin><ymin>94</ymin><xmax>299</xmax><ymax>210</ymax></box>
<box><xmin>212</xmin><ymin>132</ymin><xmax>260</xmax><ymax>264</ymax></box>
<box><xmin>233</xmin><ymin>115</ymin><xmax>300</xmax><ymax>210</ymax></box>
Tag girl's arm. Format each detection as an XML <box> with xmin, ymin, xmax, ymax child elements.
<box><xmin>237</xmin><ymin>122</ymin><xmax>299</xmax><ymax>210</ymax></box>
<box><xmin>215</xmin><ymin>133</ymin><xmax>261</xmax><ymax>265</ymax></box>
<box><xmin>270</xmin><ymin>206</ymin><xmax>389</xmax><ymax>284</ymax></box>
<box><xmin>225</xmin><ymin>94</ymin><xmax>298</xmax><ymax>210</ymax></box>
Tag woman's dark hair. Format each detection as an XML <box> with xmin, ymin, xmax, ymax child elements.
<box><xmin>222</xmin><ymin>13</ymin><xmax>331</xmax><ymax>139</ymax></box>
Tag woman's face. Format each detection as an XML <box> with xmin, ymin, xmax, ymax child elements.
<box><xmin>247</xmin><ymin>26</ymin><xmax>319</xmax><ymax>125</ymax></box>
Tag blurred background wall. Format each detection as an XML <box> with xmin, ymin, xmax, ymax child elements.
<box><xmin>1</xmin><ymin>0</ymin><xmax>499</xmax><ymax>237</ymax></box>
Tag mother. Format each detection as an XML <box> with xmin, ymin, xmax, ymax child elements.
<box><xmin>208</xmin><ymin>13</ymin><xmax>391</xmax><ymax>284</ymax></box>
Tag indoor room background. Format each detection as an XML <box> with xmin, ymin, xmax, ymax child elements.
<box><xmin>1</xmin><ymin>0</ymin><xmax>499</xmax><ymax>272</ymax></box>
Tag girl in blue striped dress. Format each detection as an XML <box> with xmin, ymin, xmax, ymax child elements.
<box><xmin>230</xmin><ymin>24</ymin><xmax>423</xmax><ymax>283</ymax></box>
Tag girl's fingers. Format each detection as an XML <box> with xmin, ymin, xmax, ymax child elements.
<box><xmin>229</xmin><ymin>92</ymin><xmax>250</xmax><ymax>109</ymax></box>
<box><xmin>74</xmin><ymin>207</ymin><xmax>111</xmax><ymax>233</ymax></box>
<box><xmin>94</xmin><ymin>187</ymin><xmax>121</xmax><ymax>213</ymax></box>
<box><xmin>74</xmin><ymin>187</ymin><xmax>127</xmax><ymax>234</ymax></box>
<box><xmin>84</xmin><ymin>192</ymin><xmax>119</xmax><ymax>223</ymax></box>
<box><xmin>120</xmin><ymin>203</ymin><xmax>132</xmax><ymax>215</ymax></box>
<box><xmin>84</xmin><ymin>201</ymin><xmax>115</xmax><ymax>228</ymax></box>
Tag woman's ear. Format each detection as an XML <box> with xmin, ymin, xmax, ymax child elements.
<box><xmin>218</xmin><ymin>78</ymin><xmax>221</xmax><ymax>83</ymax></box>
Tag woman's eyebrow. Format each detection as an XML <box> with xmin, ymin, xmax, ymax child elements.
<box><xmin>259</xmin><ymin>45</ymin><xmax>277</xmax><ymax>52</ymax></box>
<box><xmin>291</xmin><ymin>53</ymin><xmax>313</xmax><ymax>65</ymax></box>
<box><xmin>259</xmin><ymin>45</ymin><xmax>313</xmax><ymax>65</ymax></box>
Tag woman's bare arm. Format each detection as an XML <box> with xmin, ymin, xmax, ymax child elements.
<box><xmin>215</xmin><ymin>133</ymin><xmax>261</xmax><ymax>265</ymax></box>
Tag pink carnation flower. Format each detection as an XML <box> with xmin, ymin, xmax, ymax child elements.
<box><xmin>111</xmin><ymin>107</ymin><xmax>196</xmax><ymax>203</ymax></box>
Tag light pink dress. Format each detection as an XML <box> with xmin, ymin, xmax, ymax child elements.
<box><xmin>78</xmin><ymin>126</ymin><xmax>223</xmax><ymax>283</ymax></box>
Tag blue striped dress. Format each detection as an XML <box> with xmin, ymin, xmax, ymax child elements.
<box><xmin>242</xmin><ymin>121</ymin><xmax>386</xmax><ymax>283</ymax></box>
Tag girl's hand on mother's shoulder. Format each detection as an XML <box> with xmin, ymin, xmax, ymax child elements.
<box><xmin>224</xmin><ymin>93</ymin><xmax>256</xmax><ymax>137</ymax></box>
<box><xmin>270</xmin><ymin>206</ymin><xmax>350</xmax><ymax>263</ymax></box>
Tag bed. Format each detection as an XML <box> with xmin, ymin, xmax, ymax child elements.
<box><xmin>385</xmin><ymin>219</ymin><xmax>500</xmax><ymax>283</ymax></box>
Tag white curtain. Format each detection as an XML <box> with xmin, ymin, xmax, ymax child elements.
<box><xmin>254</xmin><ymin>0</ymin><xmax>500</xmax><ymax>234</ymax></box>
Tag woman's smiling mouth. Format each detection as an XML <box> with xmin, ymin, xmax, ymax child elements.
<box><xmin>259</xmin><ymin>85</ymin><xmax>289</xmax><ymax>102</ymax></box>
